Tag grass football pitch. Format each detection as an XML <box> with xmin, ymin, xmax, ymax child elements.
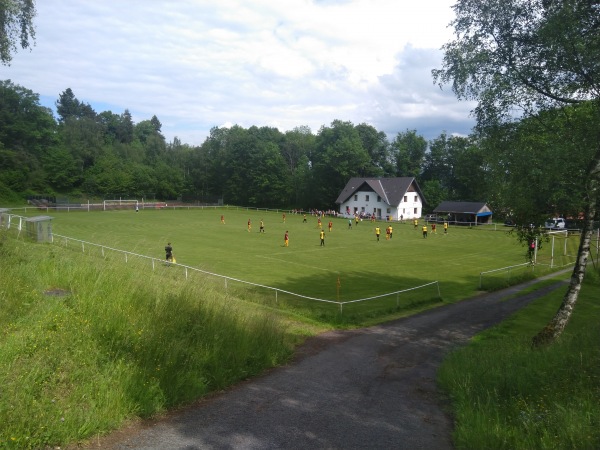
<box><xmin>38</xmin><ymin>207</ymin><xmax>577</xmax><ymax>314</ymax></box>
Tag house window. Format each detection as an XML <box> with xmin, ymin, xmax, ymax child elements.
<box><xmin>386</xmin><ymin>208</ymin><xmax>391</xmax><ymax>213</ymax></box>
<box><xmin>354</xmin><ymin>195</ymin><xmax>358</xmax><ymax>201</ymax></box>
<box><xmin>377</xmin><ymin>196</ymin><xmax>381</xmax><ymax>202</ymax></box>
<box><xmin>414</xmin><ymin>208</ymin><xmax>417</xmax><ymax>214</ymax></box>
<box><xmin>403</xmin><ymin>195</ymin><xmax>407</xmax><ymax>202</ymax></box>
<box><xmin>365</xmin><ymin>195</ymin><xmax>369</xmax><ymax>201</ymax></box>
<box><xmin>414</xmin><ymin>195</ymin><xmax>418</xmax><ymax>202</ymax></box>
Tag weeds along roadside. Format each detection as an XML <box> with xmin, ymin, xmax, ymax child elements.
<box><xmin>0</xmin><ymin>233</ymin><xmax>293</xmax><ymax>449</ymax></box>
<box><xmin>437</xmin><ymin>269</ymin><xmax>600</xmax><ymax>449</ymax></box>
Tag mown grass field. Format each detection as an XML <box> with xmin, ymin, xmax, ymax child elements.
<box><xmin>18</xmin><ymin>206</ymin><xmax>578</xmax><ymax>310</ymax></box>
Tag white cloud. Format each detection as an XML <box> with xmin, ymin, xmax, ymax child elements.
<box><xmin>5</xmin><ymin>0</ymin><xmax>473</xmax><ymax>145</ymax></box>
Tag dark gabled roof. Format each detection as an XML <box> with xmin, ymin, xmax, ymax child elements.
<box><xmin>433</xmin><ymin>201</ymin><xmax>492</xmax><ymax>214</ymax></box>
<box><xmin>335</xmin><ymin>177</ymin><xmax>425</xmax><ymax>206</ymax></box>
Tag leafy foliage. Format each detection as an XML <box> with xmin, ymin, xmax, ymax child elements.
<box><xmin>434</xmin><ymin>0</ymin><xmax>600</xmax><ymax>342</ymax></box>
<box><xmin>0</xmin><ymin>0</ymin><xmax>36</xmax><ymax>65</ymax></box>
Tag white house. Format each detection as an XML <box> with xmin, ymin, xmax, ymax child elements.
<box><xmin>335</xmin><ymin>177</ymin><xmax>426</xmax><ymax>220</ymax></box>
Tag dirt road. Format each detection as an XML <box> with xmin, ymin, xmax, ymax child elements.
<box><xmin>92</xmin><ymin>276</ymin><xmax>567</xmax><ymax>450</ymax></box>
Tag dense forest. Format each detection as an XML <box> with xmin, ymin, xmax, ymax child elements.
<box><xmin>0</xmin><ymin>79</ymin><xmax>593</xmax><ymax>223</ymax></box>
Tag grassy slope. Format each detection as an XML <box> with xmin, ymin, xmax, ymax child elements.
<box><xmin>438</xmin><ymin>272</ymin><xmax>600</xmax><ymax>449</ymax></box>
<box><xmin>0</xmin><ymin>233</ymin><xmax>296</xmax><ymax>449</ymax></box>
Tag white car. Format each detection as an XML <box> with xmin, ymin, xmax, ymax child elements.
<box><xmin>544</xmin><ymin>217</ymin><xmax>566</xmax><ymax>229</ymax></box>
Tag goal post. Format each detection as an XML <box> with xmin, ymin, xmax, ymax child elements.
<box><xmin>547</xmin><ymin>229</ymin><xmax>570</xmax><ymax>268</ymax></box>
<box><xmin>103</xmin><ymin>199</ymin><xmax>139</xmax><ymax>211</ymax></box>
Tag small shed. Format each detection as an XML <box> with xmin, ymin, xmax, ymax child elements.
<box><xmin>433</xmin><ymin>201</ymin><xmax>493</xmax><ymax>225</ymax></box>
<box><xmin>25</xmin><ymin>216</ymin><xmax>54</xmax><ymax>242</ymax></box>
<box><xmin>0</xmin><ymin>209</ymin><xmax>9</xmax><ymax>228</ymax></box>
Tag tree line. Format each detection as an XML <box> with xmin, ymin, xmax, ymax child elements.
<box><xmin>1</xmin><ymin>80</ymin><xmax>489</xmax><ymax>209</ymax></box>
<box><xmin>1</xmin><ymin>78</ymin><xmax>595</xmax><ymax>220</ymax></box>
<box><xmin>1</xmin><ymin>79</ymin><xmax>595</xmax><ymax>223</ymax></box>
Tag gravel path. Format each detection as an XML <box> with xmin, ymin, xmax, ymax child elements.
<box><xmin>90</xmin><ymin>275</ymin><xmax>568</xmax><ymax>450</ymax></box>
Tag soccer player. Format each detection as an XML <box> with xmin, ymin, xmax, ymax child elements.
<box><xmin>303</xmin><ymin>214</ymin><xmax>307</xmax><ymax>223</ymax></box>
<box><xmin>414</xmin><ymin>218</ymin><xmax>418</xmax><ymax>230</ymax></box>
<box><xmin>282</xmin><ymin>212</ymin><xmax>286</xmax><ymax>223</ymax></box>
<box><xmin>165</xmin><ymin>242</ymin><xmax>173</xmax><ymax>262</ymax></box>
<box><xmin>284</xmin><ymin>231</ymin><xmax>289</xmax><ymax>247</ymax></box>
<box><xmin>247</xmin><ymin>218</ymin><xmax>252</xmax><ymax>232</ymax></box>
<box><xmin>431</xmin><ymin>223</ymin><xmax>436</xmax><ymax>234</ymax></box>
<box><xmin>320</xmin><ymin>230</ymin><xmax>325</xmax><ymax>246</ymax></box>
<box><xmin>385</xmin><ymin>226</ymin><xmax>390</xmax><ymax>240</ymax></box>
<box><xmin>444</xmin><ymin>222</ymin><xmax>448</xmax><ymax>234</ymax></box>
<box><xmin>221</xmin><ymin>215</ymin><xmax>225</xmax><ymax>224</ymax></box>
<box><xmin>389</xmin><ymin>225</ymin><xmax>393</xmax><ymax>239</ymax></box>
<box><xmin>375</xmin><ymin>226</ymin><xmax>381</xmax><ymax>241</ymax></box>
<box><xmin>328</xmin><ymin>220</ymin><xmax>333</xmax><ymax>232</ymax></box>
<box><xmin>348</xmin><ymin>219</ymin><xmax>352</xmax><ymax>229</ymax></box>
<box><xmin>317</xmin><ymin>217</ymin><xmax>322</xmax><ymax>229</ymax></box>
<box><xmin>422</xmin><ymin>224</ymin><xmax>428</xmax><ymax>238</ymax></box>
<box><xmin>259</xmin><ymin>220</ymin><xmax>265</xmax><ymax>233</ymax></box>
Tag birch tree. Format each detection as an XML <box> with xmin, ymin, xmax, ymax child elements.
<box><xmin>433</xmin><ymin>0</ymin><xmax>600</xmax><ymax>345</ymax></box>
<box><xmin>0</xmin><ymin>0</ymin><xmax>36</xmax><ymax>64</ymax></box>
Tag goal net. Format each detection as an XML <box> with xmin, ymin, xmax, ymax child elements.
<box><xmin>103</xmin><ymin>199</ymin><xmax>139</xmax><ymax>211</ymax></box>
<box><xmin>546</xmin><ymin>229</ymin><xmax>576</xmax><ymax>268</ymax></box>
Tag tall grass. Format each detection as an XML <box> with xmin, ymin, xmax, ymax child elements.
<box><xmin>438</xmin><ymin>271</ymin><xmax>600</xmax><ymax>449</ymax></box>
<box><xmin>0</xmin><ymin>232</ymin><xmax>292</xmax><ymax>449</ymax></box>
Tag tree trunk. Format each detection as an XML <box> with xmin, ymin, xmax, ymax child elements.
<box><xmin>532</xmin><ymin>146</ymin><xmax>600</xmax><ymax>347</ymax></box>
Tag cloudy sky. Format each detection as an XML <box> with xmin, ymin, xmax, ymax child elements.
<box><xmin>4</xmin><ymin>0</ymin><xmax>476</xmax><ymax>146</ymax></box>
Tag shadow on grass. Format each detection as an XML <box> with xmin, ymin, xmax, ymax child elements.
<box><xmin>226</xmin><ymin>270</ymin><xmax>477</xmax><ymax>327</ymax></box>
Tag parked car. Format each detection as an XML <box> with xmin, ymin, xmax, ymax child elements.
<box><xmin>425</xmin><ymin>214</ymin><xmax>437</xmax><ymax>221</ymax></box>
<box><xmin>544</xmin><ymin>217</ymin><xmax>566</xmax><ymax>229</ymax></box>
